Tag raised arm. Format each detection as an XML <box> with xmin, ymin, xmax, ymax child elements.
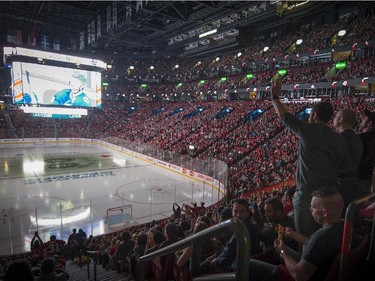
<box><xmin>271</xmin><ymin>77</ymin><xmax>288</xmax><ymax>118</ymax></box>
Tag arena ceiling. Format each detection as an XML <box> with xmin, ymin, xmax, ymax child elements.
<box><xmin>0</xmin><ymin>1</ymin><xmax>347</xmax><ymax>58</ymax></box>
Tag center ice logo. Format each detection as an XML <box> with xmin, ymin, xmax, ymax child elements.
<box><xmin>24</xmin><ymin>171</ymin><xmax>115</xmax><ymax>185</ymax></box>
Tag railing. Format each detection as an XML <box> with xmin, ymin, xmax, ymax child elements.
<box><xmin>139</xmin><ymin>218</ymin><xmax>250</xmax><ymax>281</ymax></box>
<box><xmin>86</xmin><ymin>251</ymin><xmax>100</xmax><ymax>281</ymax></box>
<box><xmin>102</xmin><ymin>136</ymin><xmax>229</xmax><ymax>187</ymax></box>
<box><xmin>339</xmin><ymin>192</ymin><xmax>375</xmax><ymax>281</ymax></box>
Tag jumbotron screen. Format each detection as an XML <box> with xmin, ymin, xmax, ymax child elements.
<box><xmin>11</xmin><ymin>62</ymin><xmax>102</xmax><ymax>108</ymax></box>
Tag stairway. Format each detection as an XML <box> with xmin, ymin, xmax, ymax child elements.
<box><xmin>64</xmin><ymin>259</ymin><xmax>133</xmax><ymax>281</ymax></box>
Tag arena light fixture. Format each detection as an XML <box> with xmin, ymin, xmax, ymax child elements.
<box><xmin>296</xmin><ymin>39</ymin><xmax>303</xmax><ymax>45</ymax></box>
<box><xmin>338</xmin><ymin>30</ymin><xmax>346</xmax><ymax>37</ymax></box>
<box><xmin>199</xmin><ymin>29</ymin><xmax>217</xmax><ymax>38</ymax></box>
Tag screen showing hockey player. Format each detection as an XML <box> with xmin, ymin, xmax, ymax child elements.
<box><xmin>11</xmin><ymin>62</ymin><xmax>102</xmax><ymax>108</ymax></box>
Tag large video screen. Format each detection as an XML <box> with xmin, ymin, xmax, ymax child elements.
<box><xmin>11</xmin><ymin>62</ymin><xmax>102</xmax><ymax>108</ymax></box>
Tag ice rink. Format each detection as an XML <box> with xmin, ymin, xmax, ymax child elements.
<box><xmin>0</xmin><ymin>142</ymin><xmax>222</xmax><ymax>255</ymax></box>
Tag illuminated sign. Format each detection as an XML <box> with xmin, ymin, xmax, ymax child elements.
<box><xmin>335</xmin><ymin>62</ymin><xmax>347</xmax><ymax>69</ymax></box>
<box><xmin>4</xmin><ymin>47</ymin><xmax>107</xmax><ymax>69</ymax></box>
<box><xmin>21</xmin><ymin>106</ymin><xmax>88</xmax><ymax>115</ymax></box>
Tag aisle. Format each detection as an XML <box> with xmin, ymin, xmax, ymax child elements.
<box><xmin>65</xmin><ymin>259</ymin><xmax>131</xmax><ymax>281</ymax></box>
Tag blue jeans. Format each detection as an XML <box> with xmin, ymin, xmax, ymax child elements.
<box><xmin>293</xmin><ymin>189</ymin><xmax>320</xmax><ymax>238</ymax></box>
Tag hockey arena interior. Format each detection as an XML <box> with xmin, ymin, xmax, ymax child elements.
<box><xmin>0</xmin><ymin>1</ymin><xmax>374</xmax><ymax>281</ymax></box>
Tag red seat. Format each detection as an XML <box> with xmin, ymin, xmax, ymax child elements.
<box><xmin>144</xmin><ymin>259</ymin><xmax>154</xmax><ymax>280</ymax></box>
<box><xmin>173</xmin><ymin>250</ymin><xmax>218</xmax><ymax>281</ymax></box>
<box><xmin>152</xmin><ymin>254</ymin><xmax>176</xmax><ymax>281</ymax></box>
<box><xmin>173</xmin><ymin>265</ymin><xmax>189</xmax><ymax>281</ymax></box>
<box><xmin>325</xmin><ymin>236</ymin><xmax>370</xmax><ymax>281</ymax></box>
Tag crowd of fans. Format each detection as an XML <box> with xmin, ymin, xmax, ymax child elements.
<box><xmin>0</xmin><ymin>187</ymin><xmax>299</xmax><ymax>280</ymax></box>
<box><xmin>1</xmin><ymin>180</ymin><xmax>372</xmax><ymax>280</ymax></box>
<box><xmin>103</xmin><ymin>12</ymin><xmax>375</xmax><ymax>89</ymax></box>
<box><xmin>2</xmin><ymin>93</ymin><xmax>375</xmax><ymax>196</ymax></box>
<box><xmin>101</xmin><ymin>53</ymin><xmax>375</xmax><ymax>102</ymax></box>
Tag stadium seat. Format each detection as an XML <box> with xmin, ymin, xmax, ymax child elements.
<box><xmin>325</xmin><ymin>235</ymin><xmax>370</xmax><ymax>281</ymax></box>
<box><xmin>153</xmin><ymin>253</ymin><xmax>176</xmax><ymax>281</ymax></box>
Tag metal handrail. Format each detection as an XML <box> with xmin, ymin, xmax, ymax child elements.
<box><xmin>139</xmin><ymin>218</ymin><xmax>251</xmax><ymax>281</ymax></box>
<box><xmin>86</xmin><ymin>251</ymin><xmax>100</xmax><ymax>281</ymax></box>
<box><xmin>339</xmin><ymin>192</ymin><xmax>375</xmax><ymax>281</ymax></box>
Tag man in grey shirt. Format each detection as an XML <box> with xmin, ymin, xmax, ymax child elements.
<box><xmin>332</xmin><ymin>109</ymin><xmax>363</xmax><ymax>214</ymax></box>
<box><xmin>271</xmin><ymin>77</ymin><xmax>350</xmax><ymax>237</ymax></box>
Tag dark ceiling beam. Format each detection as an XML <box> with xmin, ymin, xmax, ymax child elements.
<box><xmin>169</xmin><ymin>1</ymin><xmax>187</xmax><ymax>21</ymax></box>
<box><xmin>195</xmin><ymin>1</ymin><xmax>216</xmax><ymax>9</ymax></box>
<box><xmin>118</xmin><ymin>31</ymin><xmax>156</xmax><ymax>42</ymax></box>
<box><xmin>0</xmin><ymin>11</ymin><xmax>46</xmax><ymax>26</ymax></box>
<box><xmin>162</xmin><ymin>4</ymin><xmax>238</xmax><ymax>40</ymax></box>
<box><xmin>38</xmin><ymin>1</ymin><xmax>45</xmax><ymax>15</ymax></box>
<box><xmin>0</xmin><ymin>9</ymin><xmax>86</xmax><ymax>30</ymax></box>
<box><xmin>140</xmin><ymin>22</ymin><xmax>165</xmax><ymax>32</ymax></box>
<box><xmin>140</xmin><ymin>6</ymin><xmax>184</xmax><ymax>22</ymax></box>
<box><xmin>107</xmin><ymin>2</ymin><xmax>174</xmax><ymax>43</ymax></box>
<box><xmin>101</xmin><ymin>34</ymin><xmax>151</xmax><ymax>48</ymax></box>
<box><xmin>0</xmin><ymin>1</ymin><xmax>91</xmax><ymax>29</ymax></box>
<box><xmin>54</xmin><ymin>1</ymin><xmax>98</xmax><ymax>16</ymax></box>
<box><xmin>115</xmin><ymin>32</ymin><xmax>165</xmax><ymax>46</ymax></box>
<box><xmin>86</xmin><ymin>1</ymin><xmax>100</xmax><ymax>10</ymax></box>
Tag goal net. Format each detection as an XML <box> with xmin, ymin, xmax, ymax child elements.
<box><xmin>106</xmin><ymin>204</ymin><xmax>133</xmax><ymax>228</ymax></box>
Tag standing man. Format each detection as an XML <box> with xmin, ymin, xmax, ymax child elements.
<box><xmin>357</xmin><ymin>109</ymin><xmax>375</xmax><ymax>196</ymax></box>
<box><xmin>332</xmin><ymin>108</ymin><xmax>363</xmax><ymax>212</ymax></box>
<box><xmin>271</xmin><ymin>77</ymin><xmax>350</xmax><ymax>237</ymax></box>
